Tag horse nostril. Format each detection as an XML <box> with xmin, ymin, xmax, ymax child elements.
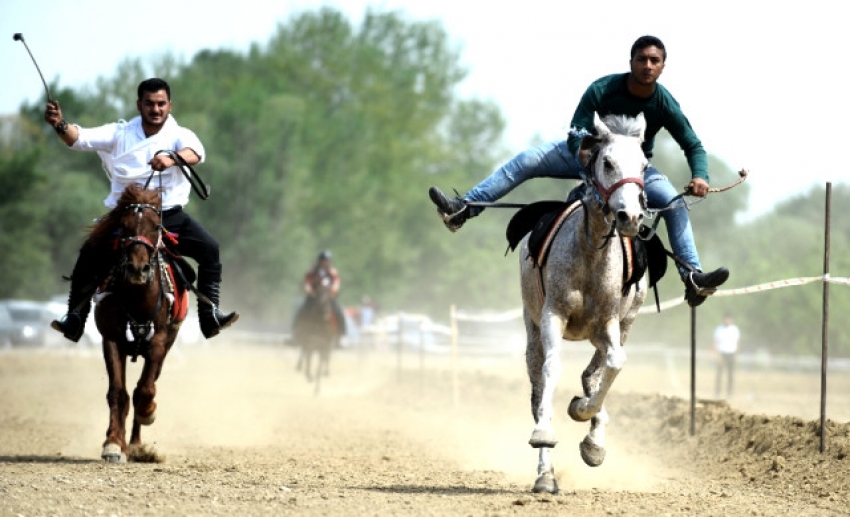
<box><xmin>617</xmin><ymin>211</ymin><xmax>643</xmax><ymax>225</ymax></box>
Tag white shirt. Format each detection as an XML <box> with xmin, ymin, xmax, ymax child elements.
<box><xmin>713</xmin><ymin>323</ymin><xmax>740</xmax><ymax>355</ymax></box>
<box><xmin>71</xmin><ymin>114</ymin><xmax>205</xmax><ymax>209</ymax></box>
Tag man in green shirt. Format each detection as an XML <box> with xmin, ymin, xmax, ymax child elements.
<box><xmin>429</xmin><ymin>35</ymin><xmax>728</xmax><ymax>307</ymax></box>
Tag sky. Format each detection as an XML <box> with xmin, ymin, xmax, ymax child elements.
<box><xmin>4</xmin><ymin>0</ymin><xmax>849</xmax><ymax>220</ymax></box>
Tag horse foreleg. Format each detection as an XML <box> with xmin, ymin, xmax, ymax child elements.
<box><xmin>304</xmin><ymin>347</ymin><xmax>314</xmax><ymax>382</ymax></box>
<box><xmin>569</xmin><ymin>320</ymin><xmax>624</xmax><ymax>421</ymax></box>
<box><xmin>533</xmin><ymin>448</ymin><xmax>559</xmax><ymax>494</ymax></box>
<box><xmin>528</xmin><ymin>310</ymin><xmax>563</xmax><ymax>449</ymax></box>
<box><xmin>568</xmin><ymin>319</ymin><xmax>624</xmax><ymax>467</ymax></box>
<box><xmin>102</xmin><ymin>340</ymin><xmax>129</xmax><ymax>463</ymax></box>
<box><xmin>130</xmin><ymin>341</ymin><xmax>168</xmax><ymax>447</ymax></box>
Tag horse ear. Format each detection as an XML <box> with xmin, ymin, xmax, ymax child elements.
<box><xmin>593</xmin><ymin>112</ymin><xmax>611</xmax><ymax>139</ymax></box>
<box><xmin>635</xmin><ymin>112</ymin><xmax>647</xmax><ymax>141</ymax></box>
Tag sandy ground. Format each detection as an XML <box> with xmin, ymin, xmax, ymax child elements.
<box><xmin>1</xmin><ymin>338</ymin><xmax>849</xmax><ymax>516</ymax></box>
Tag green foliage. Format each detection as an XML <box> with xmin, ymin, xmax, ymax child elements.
<box><xmin>1</xmin><ymin>6</ymin><xmax>848</xmax><ymax>357</ymax></box>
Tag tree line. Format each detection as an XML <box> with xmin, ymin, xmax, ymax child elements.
<box><xmin>0</xmin><ymin>6</ymin><xmax>847</xmax><ymax>357</ymax></box>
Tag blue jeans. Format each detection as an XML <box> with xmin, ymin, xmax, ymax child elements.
<box><xmin>463</xmin><ymin>140</ymin><xmax>702</xmax><ymax>276</ymax></box>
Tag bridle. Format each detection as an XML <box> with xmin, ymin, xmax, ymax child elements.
<box><xmin>579</xmin><ymin>147</ymin><xmax>648</xmax><ymax>248</ymax></box>
<box><xmin>116</xmin><ymin>203</ymin><xmax>163</xmax><ymax>283</ymax></box>
<box><xmin>583</xmin><ymin>148</ymin><xmax>647</xmax><ymax>213</ymax></box>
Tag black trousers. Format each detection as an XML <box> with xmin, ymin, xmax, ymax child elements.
<box><xmin>161</xmin><ymin>207</ymin><xmax>220</xmax><ymax>268</ymax></box>
<box><xmin>715</xmin><ymin>353</ymin><xmax>736</xmax><ymax>398</ymax></box>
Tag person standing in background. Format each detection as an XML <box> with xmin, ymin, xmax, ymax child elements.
<box><xmin>713</xmin><ymin>314</ymin><xmax>740</xmax><ymax>398</ymax></box>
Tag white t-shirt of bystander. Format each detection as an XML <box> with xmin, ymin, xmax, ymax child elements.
<box><xmin>713</xmin><ymin>322</ymin><xmax>740</xmax><ymax>355</ymax></box>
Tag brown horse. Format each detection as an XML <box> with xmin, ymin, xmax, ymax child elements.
<box><xmin>293</xmin><ymin>274</ymin><xmax>337</xmax><ymax>394</ymax></box>
<box><xmin>89</xmin><ymin>184</ymin><xmax>190</xmax><ymax>463</ymax></box>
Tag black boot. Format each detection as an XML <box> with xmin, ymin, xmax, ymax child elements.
<box><xmin>50</xmin><ymin>290</ymin><xmax>93</xmax><ymax>343</ymax></box>
<box><xmin>197</xmin><ymin>264</ymin><xmax>239</xmax><ymax>339</ymax></box>
<box><xmin>51</xmin><ymin>245</ymin><xmax>101</xmax><ymax>343</ymax></box>
<box><xmin>684</xmin><ymin>267</ymin><xmax>730</xmax><ymax>307</ymax></box>
<box><xmin>428</xmin><ymin>186</ymin><xmax>469</xmax><ymax>232</ymax></box>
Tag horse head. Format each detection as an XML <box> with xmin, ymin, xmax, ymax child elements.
<box><xmin>584</xmin><ymin>112</ymin><xmax>648</xmax><ymax>237</ymax></box>
<box><xmin>114</xmin><ymin>185</ymin><xmax>163</xmax><ymax>286</ymax></box>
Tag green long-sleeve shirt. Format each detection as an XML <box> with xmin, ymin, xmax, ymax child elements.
<box><xmin>566</xmin><ymin>73</ymin><xmax>709</xmax><ymax>182</ymax></box>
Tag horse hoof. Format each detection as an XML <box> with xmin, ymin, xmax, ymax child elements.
<box><xmin>532</xmin><ymin>472</ymin><xmax>559</xmax><ymax>494</ymax></box>
<box><xmin>528</xmin><ymin>429</ymin><xmax>558</xmax><ymax>448</ymax></box>
<box><xmin>135</xmin><ymin>409</ymin><xmax>156</xmax><ymax>425</ymax></box>
<box><xmin>568</xmin><ymin>396</ymin><xmax>592</xmax><ymax>422</ymax></box>
<box><xmin>102</xmin><ymin>443</ymin><xmax>127</xmax><ymax>463</ymax></box>
<box><xmin>579</xmin><ymin>436</ymin><xmax>606</xmax><ymax>467</ymax></box>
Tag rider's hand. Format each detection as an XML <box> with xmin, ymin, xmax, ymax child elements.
<box><xmin>687</xmin><ymin>177</ymin><xmax>710</xmax><ymax>197</ymax></box>
<box><xmin>149</xmin><ymin>154</ymin><xmax>175</xmax><ymax>172</ymax></box>
<box><xmin>44</xmin><ymin>100</ymin><xmax>63</xmax><ymax>127</ymax></box>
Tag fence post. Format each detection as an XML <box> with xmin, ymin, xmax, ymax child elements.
<box><xmin>820</xmin><ymin>182</ymin><xmax>832</xmax><ymax>453</ymax></box>
<box><xmin>690</xmin><ymin>305</ymin><xmax>697</xmax><ymax>436</ymax></box>
<box><xmin>450</xmin><ymin>304</ymin><xmax>459</xmax><ymax>408</ymax></box>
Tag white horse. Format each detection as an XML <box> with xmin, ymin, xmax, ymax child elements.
<box><xmin>519</xmin><ymin>112</ymin><xmax>649</xmax><ymax>494</ymax></box>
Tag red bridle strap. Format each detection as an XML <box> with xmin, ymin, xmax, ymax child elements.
<box><xmin>593</xmin><ymin>177</ymin><xmax>645</xmax><ymax>205</ymax></box>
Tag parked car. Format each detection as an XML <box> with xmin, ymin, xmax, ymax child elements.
<box><xmin>0</xmin><ymin>303</ymin><xmax>17</xmax><ymax>348</ymax></box>
<box><xmin>0</xmin><ymin>299</ymin><xmax>64</xmax><ymax>347</ymax></box>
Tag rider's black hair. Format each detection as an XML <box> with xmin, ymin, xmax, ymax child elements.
<box><xmin>630</xmin><ymin>35</ymin><xmax>666</xmax><ymax>62</ymax></box>
<box><xmin>137</xmin><ymin>78</ymin><xmax>171</xmax><ymax>100</ymax></box>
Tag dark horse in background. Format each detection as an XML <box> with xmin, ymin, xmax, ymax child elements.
<box><xmin>89</xmin><ymin>184</ymin><xmax>191</xmax><ymax>463</ymax></box>
<box><xmin>293</xmin><ymin>273</ymin><xmax>337</xmax><ymax>393</ymax></box>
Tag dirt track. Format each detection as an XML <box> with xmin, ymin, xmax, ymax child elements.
<box><xmin>1</xmin><ymin>340</ymin><xmax>849</xmax><ymax>516</ymax></box>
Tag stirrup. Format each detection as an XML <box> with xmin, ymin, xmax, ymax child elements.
<box><xmin>687</xmin><ymin>272</ymin><xmax>718</xmax><ymax>297</ymax></box>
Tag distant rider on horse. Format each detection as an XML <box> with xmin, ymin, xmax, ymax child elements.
<box><xmin>44</xmin><ymin>78</ymin><xmax>239</xmax><ymax>341</ymax></box>
<box><xmin>301</xmin><ymin>250</ymin><xmax>347</xmax><ymax>341</ymax></box>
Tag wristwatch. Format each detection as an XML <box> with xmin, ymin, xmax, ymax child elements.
<box><xmin>54</xmin><ymin>119</ymin><xmax>68</xmax><ymax>135</ymax></box>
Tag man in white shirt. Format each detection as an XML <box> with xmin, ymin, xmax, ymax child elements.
<box><xmin>713</xmin><ymin>314</ymin><xmax>740</xmax><ymax>398</ymax></box>
<box><xmin>44</xmin><ymin>78</ymin><xmax>239</xmax><ymax>341</ymax></box>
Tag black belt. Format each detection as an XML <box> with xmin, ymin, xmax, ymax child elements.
<box><xmin>162</xmin><ymin>206</ymin><xmax>183</xmax><ymax>216</ymax></box>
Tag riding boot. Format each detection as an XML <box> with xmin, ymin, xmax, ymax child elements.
<box><xmin>197</xmin><ymin>264</ymin><xmax>240</xmax><ymax>339</ymax></box>
<box><xmin>428</xmin><ymin>186</ymin><xmax>469</xmax><ymax>232</ymax></box>
<box><xmin>684</xmin><ymin>267</ymin><xmax>730</xmax><ymax>307</ymax></box>
<box><xmin>51</xmin><ymin>246</ymin><xmax>100</xmax><ymax>343</ymax></box>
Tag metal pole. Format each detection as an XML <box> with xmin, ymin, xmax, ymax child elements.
<box><xmin>397</xmin><ymin>312</ymin><xmax>403</xmax><ymax>381</ymax></box>
<box><xmin>690</xmin><ymin>305</ymin><xmax>696</xmax><ymax>436</ymax></box>
<box><xmin>820</xmin><ymin>182</ymin><xmax>832</xmax><ymax>453</ymax></box>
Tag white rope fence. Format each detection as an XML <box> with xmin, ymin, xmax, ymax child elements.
<box><xmin>448</xmin><ymin>275</ymin><xmax>850</xmax><ymax>322</ymax></box>
<box><xmin>638</xmin><ymin>274</ymin><xmax>850</xmax><ymax>313</ymax></box>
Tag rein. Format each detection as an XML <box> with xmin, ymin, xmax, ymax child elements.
<box><xmin>144</xmin><ymin>150</ymin><xmax>211</xmax><ymax>200</ymax></box>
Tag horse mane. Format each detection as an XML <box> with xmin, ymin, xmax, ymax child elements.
<box><xmin>599</xmin><ymin>114</ymin><xmax>644</xmax><ymax>138</ymax></box>
<box><xmin>88</xmin><ymin>185</ymin><xmax>162</xmax><ymax>247</ymax></box>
